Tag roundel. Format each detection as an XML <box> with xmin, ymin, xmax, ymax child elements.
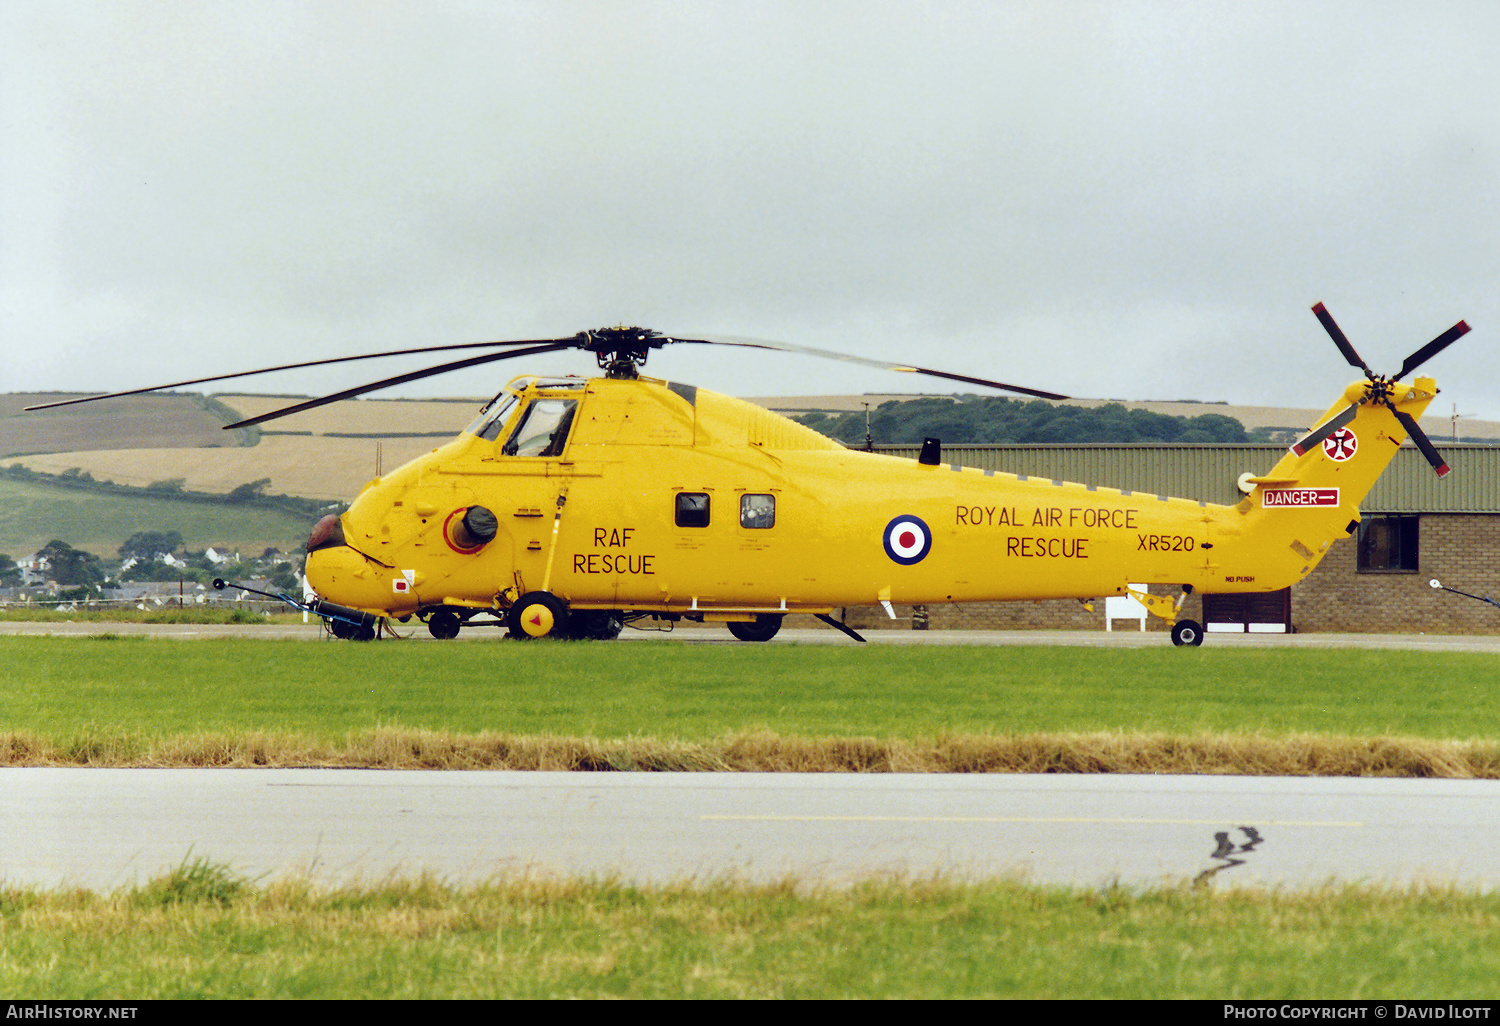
<box><xmin>883</xmin><ymin>515</ymin><xmax>932</xmax><ymax>565</ymax></box>
<box><xmin>1323</xmin><ymin>427</ymin><xmax>1358</xmax><ymax>462</ymax></box>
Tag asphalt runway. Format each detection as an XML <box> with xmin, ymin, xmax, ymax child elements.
<box><xmin>6</xmin><ymin>769</ymin><xmax>1500</xmax><ymax>893</ymax></box>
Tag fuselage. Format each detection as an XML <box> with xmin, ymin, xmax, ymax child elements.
<box><xmin>304</xmin><ymin>373</ymin><xmax>1438</xmax><ymax>620</ymax></box>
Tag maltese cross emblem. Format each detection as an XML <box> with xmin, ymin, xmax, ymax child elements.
<box><xmin>1322</xmin><ymin>428</ymin><xmax>1358</xmax><ymax>462</ymax></box>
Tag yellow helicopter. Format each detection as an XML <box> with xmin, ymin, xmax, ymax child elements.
<box><xmin>28</xmin><ymin>304</ymin><xmax>1469</xmax><ymax>645</ymax></box>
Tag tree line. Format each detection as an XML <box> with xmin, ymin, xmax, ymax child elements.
<box><xmin>793</xmin><ymin>396</ymin><xmax>1255</xmax><ymax>445</ymax></box>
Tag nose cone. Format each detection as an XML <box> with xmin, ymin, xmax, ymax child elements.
<box><xmin>303</xmin><ymin>515</ymin><xmax>418</xmax><ymax>615</ymax></box>
<box><xmin>307</xmin><ymin>514</ymin><xmax>345</xmax><ymax>552</ymax></box>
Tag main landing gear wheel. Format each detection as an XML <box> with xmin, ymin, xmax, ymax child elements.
<box><xmin>427</xmin><ymin>609</ymin><xmax>462</xmax><ymax>640</ymax></box>
<box><xmin>508</xmin><ymin>592</ymin><xmax>569</xmax><ymax>640</ymax></box>
<box><xmin>1171</xmin><ymin>619</ymin><xmax>1204</xmax><ymax>647</ymax></box>
<box><xmin>727</xmin><ymin>613</ymin><xmax>783</xmax><ymax>642</ymax></box>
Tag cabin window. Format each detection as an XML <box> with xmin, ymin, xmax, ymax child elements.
<box><xmin>502</xmin><ymin>399</ymin><xmax>577</xmax><ymax>457</ymax></box>
<box><xmin>676</xmin><ymin>493</ymin><xmax>711</xmax><ymax>528</ymax></box>
<box><xmin>1357</xmin><ymin>515</ymin><xmax>1419</xmax><ymax>572</ymax></box>
<box><xmin>740</xmin><ymin>493</ymin><xmax>776</xmax><ymax>529</ymax></box>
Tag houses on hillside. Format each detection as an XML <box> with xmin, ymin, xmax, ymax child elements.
<box><xmin>2</xmin><ymin>546</ymin><xmax>302</xmax><ymax>607</ymax></box>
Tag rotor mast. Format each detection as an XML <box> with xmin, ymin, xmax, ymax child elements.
<box><xmin>579</xmin><ymin>326</ymin><xmax>665</xmax><ymax>379</ymax></box>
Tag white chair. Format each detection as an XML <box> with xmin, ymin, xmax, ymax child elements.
<box><xmin>1104</xmin><ymin>585</ymin><xmax>1148</xmax><ymax>631</ymax></box>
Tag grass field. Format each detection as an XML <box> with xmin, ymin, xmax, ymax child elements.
<box><xmin>5</xmin><ymin>863</ymin><xmax>1499</xmax><ymax>999</ymax></box>
<box><xmin>0</xmin><ymin>477</ymin><xmax>314</xmax><ymax>558</ymax></box>
<box><xmin>7</xmin><ymin>636</ymin><xmax>1500</xmax><ymax>998</ymax></box>
<box><xmin>4</xmin><ymin>636</ymin><xmax>1500</xmax><ymax>771</ymax></box>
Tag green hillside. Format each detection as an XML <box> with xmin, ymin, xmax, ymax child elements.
<box><xmin>0</xmin><ymin>476</ymin><xmax>317</xmax><ymax>559</ymax></box>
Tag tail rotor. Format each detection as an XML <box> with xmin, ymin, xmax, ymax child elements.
<box><xmin>1290</xmin><ymin>304</ymin><xmax>1470</xmax><ymax>477</ymax></box>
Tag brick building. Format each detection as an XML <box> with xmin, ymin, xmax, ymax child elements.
<box><xmin>833</xmin><ymin>443</ymin><xmax>1500</xmax><ymax>635</ymax></box>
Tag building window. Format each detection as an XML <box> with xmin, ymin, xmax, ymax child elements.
<box><xmin>1357</xmin><ymin>515</ymin><xmax>1419</xmax><ymax>572</ymax></box>
<box><xmin>675</xmin><ymin>492</ymin><xmax>710</xmax><ymax>528</ymax></box>
<box><xmin>740</xmin><ymin>493</ymin><xmax>776</xmax><ymax>529</ymax></box>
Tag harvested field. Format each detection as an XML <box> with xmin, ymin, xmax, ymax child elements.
<box><xmin>217</xmin><ymin>393</ymin><xmax>482</xmax><ymax>436</ymax></box>
<box><xmin>1</xmin><ymin>393</ymin><xmax>244</xmax><ymax>457</ymax></box>
<box><xmin>9</xmin><ymin>393</ymin><xmax>487</xmax><ymax>498</ymax></box>
<box><xmin>14</xmin><ymin>435</ymin><xmax>445</xmax><ymax>501</ymax></box>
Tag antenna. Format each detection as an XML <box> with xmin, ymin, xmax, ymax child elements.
<box><xmin>1451</xmin><ymin>402</ymin><xmax>1474</xmax><ymax>443</ymax></box>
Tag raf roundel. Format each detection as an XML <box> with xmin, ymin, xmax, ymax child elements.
<box><xmin>883</xmin><ymin>515</ymin><xmax>933</xmax><ymax>566</ymax></box>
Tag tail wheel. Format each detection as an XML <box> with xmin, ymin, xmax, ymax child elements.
<box><xmin>1171</xmin><ymin>619</ymin><xmax>1204</xmax><ymax>647</ymax></box>
<box><xmin>508</xmin><ymin>592</ymin><xmax>570</xmax><ymax>640</ymax></box>
<box><xmin>727</xmin><ymin>613</ymin><xmax>783</xmax><ymax>642</ymax></box>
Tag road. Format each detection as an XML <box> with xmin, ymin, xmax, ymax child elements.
<box><xmin>5</xmin><ymin>769</ymin><xmax>1500</xmax><ymax>893</ymax></box>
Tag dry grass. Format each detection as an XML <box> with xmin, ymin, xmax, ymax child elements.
<box><xmin>5</xmin><ymin>726</ymin><xmax>1500</xmax><ymax>776</ymax></box>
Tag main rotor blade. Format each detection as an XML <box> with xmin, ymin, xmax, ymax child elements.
<box><xmin>222</xmin><ymin>342</ymin><xmax>577</xmax><ymax>429</ymax></box>
<box><xmin>1290</xmin><ymin>400</ymin><xmax>1362</xmax><ymax>456</ymax></box>
<box><xmin>23</xmin><ymin>337</ymin><xmax>575</xmax><ymax>412</ymax></box>
<box><xmin>1389</xmin><ymin>404</ymin><xmax>1452</xmax><ymax>477</ymax></box>
<box><xmin>1311</xmin><ymin>302</ymin><xmax>1374</xmax><ymax>378</ymax></box>
<box><xmin>679</xmin><ymin>334</ymin><xmax>1069</xmax><ymax>400</ymax></box>
<box><xmin>1397</xmin><ymin>320</ymin><xmax>1471</xmax><ymax>380</ymax></box>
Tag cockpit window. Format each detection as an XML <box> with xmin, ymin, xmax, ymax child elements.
<box><xmin>502</xmin><ymin>398</ymin><xmax>578</xmax><ymax>458</ymax></box>
<box><xmin>469</xmin><ymin>393</ymin><xmax>521</xmax><ymax>442</ymax></box>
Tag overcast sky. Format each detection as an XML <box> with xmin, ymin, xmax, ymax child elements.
<box><xmin>5</xmin><ymin>1</ymin><xmax>1500</xmax><ymax>422</ymax></box>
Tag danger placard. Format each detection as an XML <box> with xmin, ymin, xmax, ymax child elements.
<box><xmin>1262</xmin><ymin>487</ymin><xmax>1340</xmax><ymax>507</ymax></box>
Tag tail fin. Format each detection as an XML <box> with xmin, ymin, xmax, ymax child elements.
<box><xmin>1225</xmin><ymin>377</ymin><xmax>1438</xmax><ymax>588</ymax></box>
<box><xmin>1209</xmin><ymin>304</ymin><xmax>1466</xmax><ymax>592</ymax></box>
<box><xmin>1252</xmin><ymin>377</ymin><xmax>1438</xmax><ymax>504</ymax></box>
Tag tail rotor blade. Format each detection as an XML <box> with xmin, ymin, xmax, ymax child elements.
<box><xmin>1389</xmin><ymin>405</ymin><xmax>1452</xmax><ymax>477</ymax></box>
<box><xmin>1397</xmin><ymin>321</ymin><xmax>1471</xmax><ymax>380</ymax></box>
<box><xmin>1290</xmin><ymin>401</ymin><xmax>1362</xmax><ymax>456</ymax></box>
<box><xmin>1312</xmin><ymin>302</ymin><xmax>1375</xmax><ymax>378</ymax></box>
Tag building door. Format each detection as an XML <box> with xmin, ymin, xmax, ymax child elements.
<box><xmin>1202</xmin><ymin>588</ymin><xmax>1292</xmax><ymax>633</ymax></box>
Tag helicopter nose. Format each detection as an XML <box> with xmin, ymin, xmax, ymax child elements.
<box><xmin>307</xmin><ymin>513</ymin><xmax>346</xmax><ymax>552</ymax></box>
